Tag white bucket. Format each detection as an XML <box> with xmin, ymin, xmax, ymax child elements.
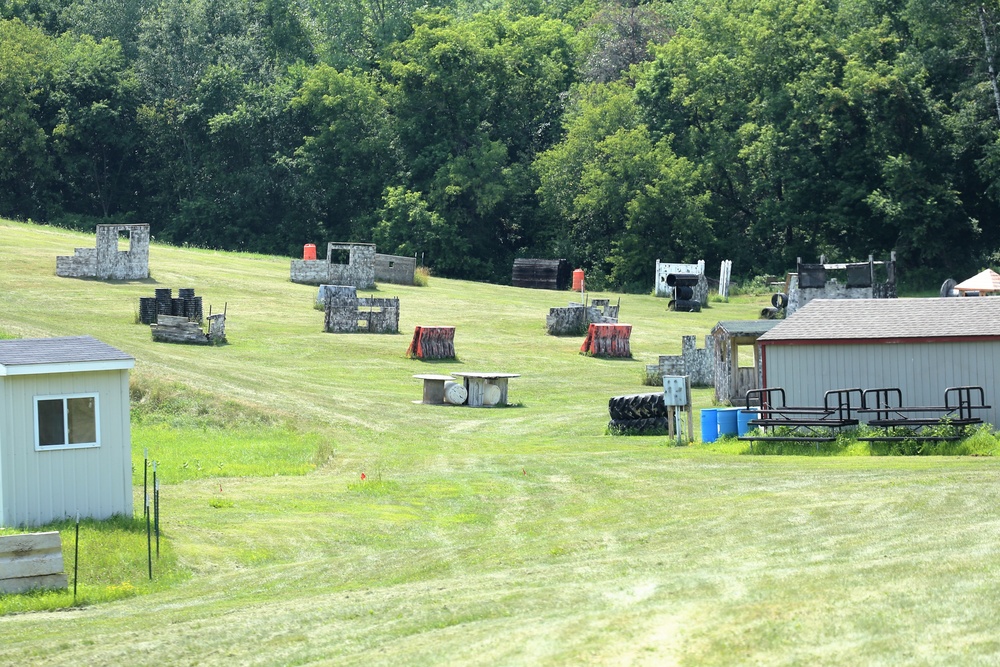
<box><xmin>443</xmin><ymin>381</ymin><xmax>468</xmax><ymax>405</ymax></box>
<box><xmin>482</xmin><ymin>384</ymin><xmax>502</xmax><ymax>406</ymax></box>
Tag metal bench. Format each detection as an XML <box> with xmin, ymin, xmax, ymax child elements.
<box><xmin>857</xmin><ymin>386</ymin><xmax>990</xmax><ymax>442</ymax></box>
<box><xmin>739</xmin><ymin>387</ymin><xmax>862</xmax><ymax>450</ymax></box>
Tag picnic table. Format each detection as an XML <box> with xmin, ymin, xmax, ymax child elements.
<box><xmin>739</xmin><ymin>387</ymin><xmax>862</xmax><ymax>448</ymax></box>
<box><xmin>857</xmin><ymin>386</ymin><xmax>990</xmax><ymax>441</ymax></box>
<box><xmin>451</xmin><ymin>372</ymin><xmax>520</xmax><ymax>407</ymax></box>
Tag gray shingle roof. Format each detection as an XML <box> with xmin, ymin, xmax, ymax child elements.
<box><xmin>0</xmin><ymin>336</ymin><xmax>133</xmax><ymax>367</ymax></box>
<box><xmin>758</xmin><ymin>298</ymin><xmax>1000</xmax><ymax>342</ymax></box>
<box><xmin>713</xmin><ymin>320</ymin><xmax>782</xmax><ymax>336</ymax></box>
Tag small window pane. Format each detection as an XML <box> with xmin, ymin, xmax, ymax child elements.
<box><xmin>38</xmin><ymin>399</ymin><xmax>66</xmax><ymax>446</ymax></box>
<box><xmin>67</xmin><ymin>397</ymin><xmax>97</xmax><ymax>444</ymax></box>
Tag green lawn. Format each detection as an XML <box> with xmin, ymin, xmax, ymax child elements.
<box><xmin>2</xmin><ymin>219</ymin><xmax>1000</xmax><ymax>665</ymax></box>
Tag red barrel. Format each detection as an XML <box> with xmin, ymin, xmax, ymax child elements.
<box><xmin>572</xmin><ymin>269</ymin><xmax>585</xmax><ymax>291</ymax></box>
<box><xmin>303</xmin><ymin>243</ymin><xmax>316</xmax><ymax>260</ymax></box>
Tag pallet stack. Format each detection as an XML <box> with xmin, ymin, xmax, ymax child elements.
<box><xmin>406</xmin><ymin>326</ymin><xmax>456</xmax><ymax>359</ymax></box>
<box><xmin>580</xmin><ymin>323</ymin><xmax>632</xmax><ymax>357</ymax></box>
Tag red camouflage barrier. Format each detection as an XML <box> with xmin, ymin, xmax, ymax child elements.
<box><xmin>406</xmin><ymin>326</ymin><xmax>456</xmax><ymax>359</ymax></box>
<box><xmin>580</xmin><ymin>323</ymin><xmax>632</xmax><ymax>357</ymax></box>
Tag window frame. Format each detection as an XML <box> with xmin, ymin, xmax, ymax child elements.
<box><xmin>33</xmin><ymin>392</ymin><xmax>101</xmax><ymax>451</ymax></box>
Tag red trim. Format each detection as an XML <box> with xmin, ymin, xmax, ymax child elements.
<box><xmin>761</xmin><ymin>344</ymin><xmax>767</xmax><ymax>387</ymax></box>
<box><xmin>762</xmin><ymin>336</ymin><xmax>1000</xmax><ymax>346</ymax></box>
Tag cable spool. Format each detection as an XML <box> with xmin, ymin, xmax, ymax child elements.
<box><xmin>443</xmin><ymin>381</ymin><xmax>468</xmax><ymax>405</ymax></box>
<box><xmin>771</xmin><ymin>292</ymin><xmax>788</xmax><ymax>309</ymax></box>
<box><xmin>482</xmin><ymin>384</ymin><xmax>502</xmax><ymax>406</ymax></box>
<box><xmin>940</xmin><ymin>278</ymin><xmax>957</xmax><ymax>298</ymax></box>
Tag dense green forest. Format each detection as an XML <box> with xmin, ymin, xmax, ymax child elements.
<box><xmin>2</xmin><ymin>0</ymin><xmax>999</xmax><ymax>289</ymax></box>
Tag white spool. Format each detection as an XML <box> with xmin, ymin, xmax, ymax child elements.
<box><xmin>482</xmin><ymin>383</ymin><xmax>502</xmax><ymax>406</ymax></box>
<box><xmin>443</xmin><ymin>381</ymin><xmax>468</xmax><ymax>405</ymax></box>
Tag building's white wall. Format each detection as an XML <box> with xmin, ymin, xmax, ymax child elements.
<box><xmin>762</xmin><ymin>341</ymin><xmax>999</xmax><ymax>426</ymax></box>
<box><xmin>0</xmin><ymin>370</ymin><xmax>132</xmax><ymax>527</ymax></box>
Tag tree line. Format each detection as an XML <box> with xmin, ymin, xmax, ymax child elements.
<box><xmin>2</xmin><ymin>0</ymin><xmax>999</xmax><ymax>290</ymax></box>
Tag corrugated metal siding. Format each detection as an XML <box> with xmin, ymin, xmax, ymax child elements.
<box><xmin>763</xmin><ymin>341</ymin><xmax>999</xmax><ymax>426</ymax></box>
<box><xmin>0</xmin><ymin>378</ymin><xmax>6</xmax><ymax>523</ymax></box>
<box><xmin>0</xmin><ymin>370</ymin><xmax>132</xmax><ymax>527</ymax></box>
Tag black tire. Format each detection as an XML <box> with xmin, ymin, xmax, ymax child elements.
<box><xmin>609</xmin><ymin>417</ymin><xmax>671</xmax><ymax>434</ymax></box>
<box><xmin>608</xmin><ymin>393</ymin><xmax>667</xmax><ymax>420</ymax></box>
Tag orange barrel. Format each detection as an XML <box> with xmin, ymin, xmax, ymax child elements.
<box><xmin>303</xmin><ymin>243</ymin><xmax>316</xmax><ymax>260</ymax></box>
<box><xmin>572</xmin><ymin>268</ymin><xmax>585</xmax><ymax>291</ymax></box>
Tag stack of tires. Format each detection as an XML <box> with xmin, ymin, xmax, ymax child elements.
<box><xmin>667</xmin><ymin>273</ymin><xmax>702</xmax><ymax>312</ymax></box>
<box><xmin>608</xmin><ymin>392</ymin><xmax>671</xmax><ymax>433</ymax></box>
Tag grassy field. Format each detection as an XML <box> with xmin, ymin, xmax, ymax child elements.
<box><xmin>2</xmin><ymin>219</ymin><xmax>1000</xmax><ymax>665</ymax></box>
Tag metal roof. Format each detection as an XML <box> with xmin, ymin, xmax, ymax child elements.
<box><xmin>758</xmin><ymin>298</ymin><xmax>1000</xmax><ymax>342</ymax></box>
<box><xmin>712</xmin><ymin>320</ymin><xmax>782</xmax><ymax>336</ymax></box>
<box><xmin>0</xmin><ymin>336</ymin><xmax>134</xmax><ymax>375</ymax></box>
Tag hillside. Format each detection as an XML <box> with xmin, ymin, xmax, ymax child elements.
<box><xmin>3</xmin><ymin>220</ymin><xmax>1000</xmax><ymax>665</ymax></box>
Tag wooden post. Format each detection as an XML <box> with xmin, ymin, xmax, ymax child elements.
<box><xmin>686</xmin><ymin>375</ymin><xmax>694</xmax><ymax>443</ymax></box>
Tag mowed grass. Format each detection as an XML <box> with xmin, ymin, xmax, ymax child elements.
<box><xmin>2</xmin><ymin>219</ymin><xmax>1000</xmax><ymax>665</ymax></box>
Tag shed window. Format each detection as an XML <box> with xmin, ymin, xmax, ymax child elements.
<box><xmin>34</xmin><ymin>394</ymin><xmax>99</xmax><ymax>450</ymax></box>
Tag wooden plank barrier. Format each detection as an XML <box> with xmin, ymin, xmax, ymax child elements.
<box><xmin>0</xmin><ymin>531</ymin><xmax>68</xmax><ymax>594</ymax></box>
<box><xmin>580</xmin><ymin>323</ymin><xmax>632</xmax><ymax>357</ymax></box>
<box><xmin>406</xmin><ymin>326</ymin><xmax>456</xmax><ymax>360</ymax></box>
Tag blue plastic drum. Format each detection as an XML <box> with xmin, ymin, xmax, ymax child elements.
<box><xmin>737</xmin><ymin>409</ymin><xmax>757</xmax><ymax>436</ymax></box>
<box><xmin>700</xmin><ymin>408</ymin><xmax>718</xmax><ymax>443</ymax></box>
<box><xmin>717</xmin><ymin>408</ymin><xmax>739</xmax><ymax>436</ymax></box>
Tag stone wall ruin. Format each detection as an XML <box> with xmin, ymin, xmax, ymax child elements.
<box><xmin>323</xmin><ymin>286</ymin><xmax>399</xmax><ymax>334</ymax></box>
<box><xmin>56</xmin><ymin>224</ymin><xmax>150</xmax><ymax>280</ymax></box>
<box><xmin>291</xmin><ymin>242</ymin><xmax>376</xmax><ymax>288</ymax></box>
<box><xmin>644</xmin><ymin>335</ymin><xmax>714</xmax><ymax>386</ymax></box>
<box><xmin>783</xmin><ymin>254</ymin><xmax>896</xmax><ymax>317</ymax></box>
<box><xmin>546</xmin><ymin>298</ymin><xmax>620</xmax><ymax>336</ymax></box>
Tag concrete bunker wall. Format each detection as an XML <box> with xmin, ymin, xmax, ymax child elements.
<box><xmin>56</xmin><ymin>224</ymin><xmax>150</xmax><ymax>280</ymax></box>
<box><xmin>323</xmin><ymin>286</ymin><xmax>399</xmax><ymax>333</ymax></box>
<box><xmin>291</xmin><ymin>242</ymin><xmax>376</xmax><ymax>288</ymax></box>
<box><xmin>374</xmin><ymin>253</ymin><xmax>415</xmax><ymax>286</ymax></box>
<box><xmin>546</xmin><ymin>299</ymin><xmax>619</xmax><ymax>336</ymax></box>
<box><xmin>645</xmin><ymin>335</ymin><xmax>714</xmax><ymax>386</ymax></box>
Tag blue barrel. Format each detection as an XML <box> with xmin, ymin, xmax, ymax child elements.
<box><xmin>737</xmin><ymin>409</ymin><xmax>757</xmax><ymax>436</ymax></box>
<box><xmin>717</xmin><ymin>408</ymin><xmax>739</xmax><ymax>436</ymax></box>
<box><xmin>700</xmin><ymin>408</ymin><xmax>718</xmax><ymax>443</ymax></box>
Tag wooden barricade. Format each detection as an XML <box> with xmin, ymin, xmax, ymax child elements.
<box><xmin>581</xmin><ymin>323</ymin><xmax>632</xmax><ymax>357</ymax></box>
<box><xmin>0</xmin><ymin>531</ymin><xmax>68</xmax><ymax>594</ymax></box>
<box><xmin>406</xmin><ymin>326</ymin><xmax>456</xmax><ymax>360</ymax></box>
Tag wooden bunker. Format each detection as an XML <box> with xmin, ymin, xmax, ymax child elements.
<box><xmin>711</xmin><ymin>320</ymin><xmax>780</xmax><ymax>405</ymax></box>
<box><xmin>512</xmin><ymin>259</ymin><xmax>570</xmax><ymax>290</ymax></box>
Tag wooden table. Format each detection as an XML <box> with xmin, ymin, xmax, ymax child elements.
<box><xmin>413</xmin><ymin>374</ymin><xmax>459</xmax><ymax>404</ymax></box>
<box><xmin>451</xmin><ymin>372</ymin><xmax>520</xmax><ymax>407</ymax></box>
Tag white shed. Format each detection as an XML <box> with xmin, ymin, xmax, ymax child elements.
<box><xmin>0</xmin><ymin>336</ymin><xmax>134</xmax><ymax>527</ymax></box>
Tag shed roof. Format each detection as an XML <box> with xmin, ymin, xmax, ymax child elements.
<box><xmin>712</xmin><ymin>320</ymin><xmax>782</xmax><ymax>337</ymax></box>
<box><xmin>758</xmin><ymin>298</ymin><xmax>1000</xmax><ymax>343</ymax></box>
<box><xmin>0</xmin><ymin>336</ymin><xmax>134</xmax><ymax>376</ymax></box>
